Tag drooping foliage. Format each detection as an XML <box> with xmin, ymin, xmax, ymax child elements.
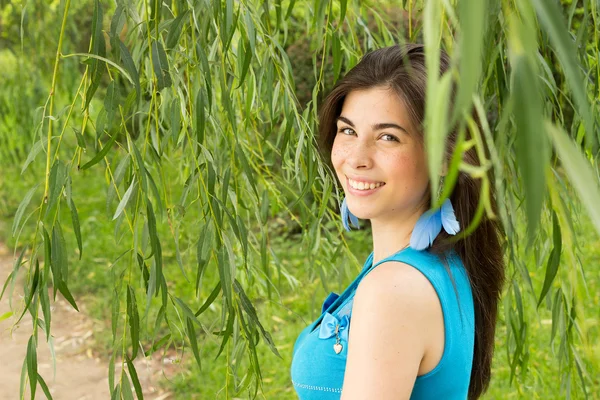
<box><xmin>1</xmin><ymin>0</ymin><xmax>599</xmax><ymax>398</ymax></box>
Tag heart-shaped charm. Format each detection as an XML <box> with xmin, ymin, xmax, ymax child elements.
<box><xmin>333</xmin><ymin>343</ymin><xmax>343</xmax><ymax>354</ymax></box>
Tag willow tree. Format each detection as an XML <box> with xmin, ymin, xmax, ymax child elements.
<box><xmin>3</xmin><ymin>0</ymin><xmax>600</xmax><ymax>398</ymax></box>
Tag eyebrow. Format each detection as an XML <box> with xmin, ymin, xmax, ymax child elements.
<box><xmin>336</xmin><ymin>116</ymin><xmax>410</xmax><ymax>135</ymax></box>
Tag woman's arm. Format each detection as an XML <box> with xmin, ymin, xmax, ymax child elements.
<box><xmin>340</xmin><ymin>261</ymin><xmax>443</xmax><ymax>400</ymax></box>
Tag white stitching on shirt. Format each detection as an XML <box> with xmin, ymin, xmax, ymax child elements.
<box><xmin>292</xmin><ymin>380</ymin><xmax>342</xmax><ymax>393</ymax></box>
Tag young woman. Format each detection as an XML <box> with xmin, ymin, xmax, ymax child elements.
<box><xmin>290</xmin><ymin>44</ymin><xmax>505</xmax><ymax>399</ymax></box>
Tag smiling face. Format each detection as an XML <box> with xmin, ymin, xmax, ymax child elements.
<box><xmin>331</xmin><ymin>86</ymin><xmax>431</xmax><ymax>222</ymax></box>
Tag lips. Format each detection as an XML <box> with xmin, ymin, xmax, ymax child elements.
<box><xmin>346</xmin><ymin>176</ymin><xmax>386</xmax><ymax>196</ymax></box>
<box><xmin>347</xmin><ymin>176</ymin><xmax>386</xmax><ymax>191</ymax></box>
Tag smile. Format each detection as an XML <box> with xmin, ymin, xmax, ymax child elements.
<box><xmin>347</xmin><ymin>177</ymin><xmax>386</xmax><ymax>191</ymax></box>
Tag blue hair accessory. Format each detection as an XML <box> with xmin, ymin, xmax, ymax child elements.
<box><xmin>410</xmin><ymin>198</ymin><xmax>460</xmax><ymax>250</ymax></box>
<box><xmin>340</xmin><ymin>197</ymin><xmax>360</xmax><ymax>232</ymax></box>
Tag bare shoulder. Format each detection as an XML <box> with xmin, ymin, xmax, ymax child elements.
<box><xmin>341</xmin><ymin>261</ymin><xmax>443</xmax><ymax>398</ymax></box>
<box><xmin>354</xmin><ymin>260</ymin><xmax>440</xmax><ymax>312</ymax></box>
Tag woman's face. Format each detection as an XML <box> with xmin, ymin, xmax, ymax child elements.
<box><xmin>331</xmin><ymin>86</ymin><xmax>430</xmax><ymax>222</ymax></box>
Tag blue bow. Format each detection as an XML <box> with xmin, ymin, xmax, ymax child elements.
<box><xmin>319</xmin><ymin>312</ymin><xmax>349</xmax><ymax>342</ymax></box>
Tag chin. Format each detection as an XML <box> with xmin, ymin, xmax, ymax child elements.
<box><xmin>347</xmin><ymin>208</ymin><xmax>376</xmax><ymax>221</ymax></box>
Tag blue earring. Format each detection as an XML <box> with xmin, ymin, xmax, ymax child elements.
<box><xmin>409</xmin><ymin>198</ymin><xmax>460</xmax><ymax>250</ymax></box>
<box><xmin>340</xmin><ymin>197</ymin><xmax>360</xmax><ymax>232</ymax></box>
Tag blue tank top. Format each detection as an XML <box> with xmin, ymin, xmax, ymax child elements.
<box><xmin>290</xmin><ymin>246</ymin><xmax>475</xmax><ymax>399</ymax></box>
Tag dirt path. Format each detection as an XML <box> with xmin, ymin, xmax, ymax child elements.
<box><xmin>0</xmin><ymin>243</ymin><xmax>174</xmax><ymax>400</ymax></box>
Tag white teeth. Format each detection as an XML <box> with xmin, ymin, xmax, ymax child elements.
<box><xmin>348</xmin><ymin>178</ymin><xmax>384</xmax><ymax>191</ymax></box>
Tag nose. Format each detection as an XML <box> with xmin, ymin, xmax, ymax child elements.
<box><xmin>346</xmin><ymin>140</ymin><xmax>374</xmax><ymax>169</ymax></box>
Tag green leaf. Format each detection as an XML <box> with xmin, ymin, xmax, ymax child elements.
<box><xmin>195</xmin><ymin>44</ymin><xmax>212</xmax><ymax>109</ymax></box>
<box><xmin>285</xmin><ymin>0</ymin><xmax>296</xmax><ymax>20</ymax></box>
<box><xmin>12</xmin><ymin>183</ymin><xmax>39</xmax><ymax>237</ymax></box>
<box><xmin>331</xmin><ymin>31</ymin><xmax>341</xmax><ymax>82</ymax></box>
<box><xmin>173</xmin><ymin>227</ymin><xmax>189</xmax><ymax>282</ymax></box>
<box><xmin>113</xmin><ymin>178</ymin><xmax>136</xmax><ymax>220</ymax></box>
<box><xmin>136</xmin><ymin>253</ymin><xmax>150</xmax><ymax>294</ymax></box>
<box><xmin>90</xmin><ymin>0</ymin><xmax>103</xmax><ymax>54</ymax></box>
<box><xmin>51</xmin><ymin>223</ymin><xmax>68</xmax><ymax>285</ymax></box>
<box><xmin>110</xmin><ymin>4</ymin><xmax>125</xmax><ymax>38</ymax></box>
<box><xmin>0</xmin><ymin>247</ymin><xmax>27</xmax><ymax>304</ymax></box>
<box><xmin>186</xmin><ymin>317</ymin><xmax>202</xmax><ymax>370</ymax></box>
<box><xmin>72</xmin><ymin>128</ymin><xmax>86</xmax><ymax>149</ymax></box>
<box><xmin>111</xmin><ymin>383</ymin><xmax>121</xmax><ymax>400</ymax></box>
<box><xmin>80</xmin><ymin>134</ymin><xmax>117</xmax><ymax>170</ymax></box>
<box><xmin>236</xmin><ymin>37</ymin><xmax>252</xmax><ymax>88</ymax></box>
<box><xmin>512</xmin><ymin>55</ymin><xmax>548</xmax><ymax>245</ymax></box>
<box><xmin>83</xmin><ymin>0</ymin><xmax>105</xmax><ymax>109</ymax></box>
<box><xmin>42</xmin><ymin>227</ymin><xmax>56</xmax><ymax>298</ymax></box>
<box><xmin>111</xmin><ymin>286</ymin><xmax>120</xmax><ymax>342</ymax></box>
<box><xmin>195</xmin><ymin>281</ymin><xmax>221</xmax><ymax>316</ymax></box>
<box><xmin>145</xmin><ymin>171</ymin><xmax>163</xmax><ymax>219</ymax></box>
<box><xmin>216</xmin><ymin>246</ymin><xmax>232</xmax><ymax>310</ymax></box>
<box><xmin>121</xmin><ymin>372</ymin><xmax>134</xmax><ymax>400</ymax></box>
<box><xmin>0</xmin><ymin>311</ymin><xmax>13</xmax><ymax>322</ymax></box>
<box><xmin>66</xmin><ymin>52</ymin><xmax>135</xmax><ymax>87</ymax></box>
<box><xmin>146</xmin><ymin>200</ymin><xmax>163</xmax><ymax>293</ymax></box>
<box><xmin>145</xmin><ymin>333</ymin><xmax>171</xmax><ymax>357</ymax></box>
<box><xmin>108</xmin><ymin>351</ymin><xmax>116</xmax><ymax>392</ymax></box>
<box><xmin>532</xmin><ymin>0</ymin><xmax>596</xmax><ymax>151</ymax></box>
<box><xmin>547</xmin><ymin>122</ymin><xmax>600</xmax><ymax>238</ymax></box>
<box><xmin>214</xmin><ymin>310</ymin><xmax>235</xmax><ymax>360</ymax></box>
<box><xmin>45</xmin><ymin>160</ymin><xmax>67</xmax><ymax>218</ymax></box>
<box><xmin>107</xmin><ymin>154</ymin><xmax>131</xmax><ymax>215</ymax></box>
<box><xmin>195</xmin><ymin>222</ymin><xmax>213</xmax><ymax>295</ymax></box>
<box><xmin>67</xmin><ymin>197</ymin><xmax>83</xmax><ymax>259</ymax></box>
<box><xmin>425</xmin><ymin>72</ymin><xmax>453</xmax><ymax>206</ymax></box>
<box><xmin>127</xmin><ymin>285</ymin><xmax>140</xmax><ymax>360</ymax></box>
<box><xmin>125</xmin><ymin>356</ymin><xmax>144</xmax><ymax>400</ymax></box>
<box><xmin>169</xmin><ymin>98</ymin><xmax>181</xmax><ymax>144</ymax></box>
<box><xmin>56</xmin><ymin>279</ymin><xmax>79</xmax><ymax>311</ymax></box>
<box><xmin>17</xmin><ymin>259</ymin><xmax>39</xmax><ymax>323</ymax></box>
<box><xmin>37</xmin><ymin>372</ymin><xmax>53</xmax><ymax>400</ymax></box>
<box><xmin>21</xmin><ymin>138</ymin><xmax>46</xmax><ymax>174</ymax></box>
<box><xmin>151</xmin><ymin>40</ymin><xmax>172</xmax><ymax>90</ymax></box>
<box><xmin>27</xmin><ymin>335</ymin><xmax>38</xmax><ymax>399</ymax></box>
<box><xmin>235</xmin><ymin>142</ymin><xmax>259</xmax><ymax>200</ymax></box>
<box><xmin>551</xmin><ymin>289</ymin><xmax>562</xmax><ymax>344</ymax></box>
<box><xmin>130</xmin><ymin>139</ymin><xmax>147</xmax><ymax>192</ymax></box>
<box><xmin>537</xmin><ymin>210</ymin><xmax>562</xmax><ymax>307</ymax></box>
<box><xmin>119</xmin><ymin>40</ymin><xmax>141</xmax><ymax>100</ymax></box>
<box><xmin>233</xmin><ymin>279</ymin><xmax>281</xmax><ymax>358</ymax></box>
<box><xmin>452</xmin><ymin>0</ymin><xmax>486</xmax><ymax>124</ymax></box>
<box><xmin>40</xmin><ymin>274</ymin><xmax>51</xmax><ymax>340</ymax></box>
<box><xmin>174</xmin><ymin>296</ymin><xmax>202</xmax><ymax>327</ymax></box>
<box><xmin>104</xmin><ymin>81</ymin><xmax>120</xmax><ymax>117</ymax></box>
<box><xmin>195</xmin><ymin>87</ymin><xmax>206</xmax><ymax>145</ymax></box>
<box><xmin>337</xmin><ymin>0</ymin><xmax>347</xmax><ymax>23</ymax></box>
<box><xmin>19</xmin><ymin>357</ymin><xmax>27</xmax><ymax>400</ymax></box>
<box><xmin>166</xmin><ymin>10</ymin><xmax>189</xmax><ymax>49</ymax></box>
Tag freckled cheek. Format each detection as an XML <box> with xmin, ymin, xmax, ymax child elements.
<box><xmin>385</xmin><ymin>153</ymin><xmax>425</xmax><ymax>188</ymax></box>
<box><xmin>330</xmin><ymin>143</ymin><xmax>349</xmax><ymax>168</ymax></box>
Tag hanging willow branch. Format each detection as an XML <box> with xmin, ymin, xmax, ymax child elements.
<box><xmin>2</xmin><ymin>0</ymin><xmax>600</xmax><ymax>398</ymax></box>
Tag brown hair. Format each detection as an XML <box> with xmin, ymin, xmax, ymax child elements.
<box><xmin>316</xmin><ymin>44</ymin><xmax>506</xmax><ymax>399</ymax></box>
